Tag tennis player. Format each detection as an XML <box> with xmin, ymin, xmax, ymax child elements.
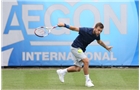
<box><xmin>56</xmin><ymin>22</ymin><xmax>112</xmax><ymax>87</ymax></box>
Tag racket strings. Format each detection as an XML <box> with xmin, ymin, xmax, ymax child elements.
<box><xmin>34</xmin><ymin>26</ymin><xmax>56</xmax><ymax>37</ymax></box>
<box><xmin>35</xmin><ymin>28</ymin><xmax>49</xmax><ymax>37</ymax></box>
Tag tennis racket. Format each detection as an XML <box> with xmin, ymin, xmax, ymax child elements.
<box><xmin>34</xmin><ymin>25</ymin><xmax>58</xmax><ymax>37</ymax></box>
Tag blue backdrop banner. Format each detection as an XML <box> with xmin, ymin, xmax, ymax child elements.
<box><xmin>2</xmin><ymin>0</ymin><xmax>139</xmax><ymax>66</ymax></box>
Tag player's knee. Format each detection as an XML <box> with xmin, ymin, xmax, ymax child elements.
<box><xmin>82</xmin><ymin>58</ymin><xmax>89</xmax><ymax>65</ymax></box>
<box><xmin>77</xmin><ymin>68</ymin><xmax>81</xmax><ymax>72</ymax></box>
<box><xmin>75</xmin><ymin>67</ymin><xmax>81</xmax><ymax>72</ymax></box>
<box><xmin>77</xmin><ymin>69</ymin><xmax>80</xmax><ymax>72</ymax></box>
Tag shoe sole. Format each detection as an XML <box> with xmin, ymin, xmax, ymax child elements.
<box><xmin>85</xmin><ymin>83</ymin><xmax>94</xmax><ymax>87</ymax></box>
<box><xmin>85</xmin><ymin>84</ymin><xmax>94</xmax><ymax>87</ymax></box>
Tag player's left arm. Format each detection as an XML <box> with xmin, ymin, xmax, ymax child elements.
<box><xmin>97</xmin><ymin>40</ymin><xmax>113</xmax><ymax>52</ymax></box>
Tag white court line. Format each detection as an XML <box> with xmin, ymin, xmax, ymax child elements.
<box><xmin>30</xmin><ymin>41</ymin><xmax>110</xmax><ymax>46</ymax></box>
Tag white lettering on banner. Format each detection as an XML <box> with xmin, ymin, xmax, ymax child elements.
<box><xmin>110</xmin><ymin>52</ymin><xmax>117</xmax><ymax>60</ymax></box>
<box><xmin>67</xmin><ymin>53</ymin><xmax>74</xmax><ymax>60</ymax></box>
<box><xmin>22</xmin><ymin>52</ymin><xmax>25</xmax><ymax>61</ymax></box>
<box><xmin>94</xmin><ymin>52</ymin><xmax>101</xmax><ymax>60</ymax></box>
<box><xmin>58</xmin><ymin>52</ymin><xmax>66</xmax><ymax>60</ymax></box>
<box><xmin>44</xmin><ymin>5</ymin><xmax>70</xmax><ymax>35</ymax></box>
<box><xmin>34</xmin><ymin>52</ymin><xmax>41</xmax><ymax>61</ymax></box>
<box><xmin>22</xmin><ymin>5</ymin><xmax>43</xmax><ymax>35</ymax></box>
<box><xmin>85</xmin><ymin>52</ymin><xmax>93</xmax><ymax>60</ymax></box>
<box><xmin>50</xmin><ymin>52</ymin><xmax>57</xmax><ymax>60</ymax></box>
<box><xmin>19</xmin><ymin>4</ymin><xmax>127</xmax><ymax>35</ymax></box>
<box><xmin>102</xmin><ymin>52</ymin><xmax>110</xmax><ymax>60</ymax></box>
<box><xmin>22</xmin><ymin>52</ymin><xmax>117</xmax><ymax>61</ymax></box>
<box><xmin>23</xmin><ymin>52</ymin><xmax>34</xmax><ymax>61</ymax></box>
<box><xmin>104</xmin><ymin>5</ymin><xmax>127</xmax><ymax>34</ymax></box>
<box><xmin>42</xmin><ymin>52</ymin><xmax>49</xmax><ymax>60</ymax></box>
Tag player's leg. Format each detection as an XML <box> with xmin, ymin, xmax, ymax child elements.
<box><xmin>56</xmin><ymin>47</ymin><xmax>83</xmax><ymax>83</ymax></box>
<box><xmin>56</xmin><ymin>56</ymin><xmax>82</xmax><ymax>83</ymax></box>
<box><xmin>56</xmin><ymin>65</ymin><xmax>82</xmax><ymax>83</ymax></box>
<box><xmin>66</xmin><ymin>57</ymin><xmax>83</xmax><ymax>72</ymax></box>
<box><xmin>82</xmin><ymin>58</ymin><xmax>94</xmax><ymax>87</ymax></box>
<box><xmin>57</xmin><ymin>47</ymin><xmax>93</xmax><ymax>87</ymax></box>
<box><xmin>71</xmin><ymin>47</ymin><xmax>94</xmax><ymax>87</ymax></box>
<box><xmin>70</xmin><ymin>47</ymin><xmax>94</xmax><ymax>87</ymax></box>
<box><xmin>82</xmin><ymin>58</ymin><xmax>89</xmax><ymax>75</ymax></box>
<box><xmin>67</xmin><ymin>65</ymin><xmax>82</xmax><ymax>72</ymax></box>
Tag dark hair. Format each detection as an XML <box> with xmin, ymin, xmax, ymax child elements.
<box><xmin>95</xmin><ymin>22</ymin><xmax>104</xmax><ymax>29</ymax></box>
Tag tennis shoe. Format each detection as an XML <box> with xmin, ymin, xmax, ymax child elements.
<box><xmin>56</xmin><ymin>69</ymin><xmax>65</xmax><ymax>83</ymax></box>
<box><xmin>85</xmin><ymin>79</ymin><xmax>94</xmax><ymax>87</ymax></box>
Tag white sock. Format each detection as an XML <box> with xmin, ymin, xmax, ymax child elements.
<box><xmin>85</xmin><ymin>74</ymin><xmax>90</xmax><ymax>81</ymax></box>
<box><xmin>63</xmin><ymin>68</ymin><xmax>68</xmax><ymax>74</ymax></box>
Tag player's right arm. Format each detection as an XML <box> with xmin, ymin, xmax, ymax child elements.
<box><xmin>58</xmin><ymin>22</ymin><xmax>79</xmax><ymax>32</ymax></box>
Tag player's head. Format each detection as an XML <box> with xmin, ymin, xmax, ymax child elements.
<box><xmin>93</xmin><ymin>22</ymin><xmax>104</xmax><ymax>36</ymax></box>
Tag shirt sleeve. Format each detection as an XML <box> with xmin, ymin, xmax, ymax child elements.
<box><xmin>79</xmin><ymin>27</ymin><xmax>88</xmax><ymax>35</ymax></box>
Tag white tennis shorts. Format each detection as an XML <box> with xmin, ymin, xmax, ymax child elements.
<box><xmin>71</xmin><ymin>47</ymin><xmax>87</xmax><ymax>67</ymax></box>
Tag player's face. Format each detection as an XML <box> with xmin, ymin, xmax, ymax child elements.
<box><xmin>94</xmin><ymin>27</ymin><xmax>103</xmax><ymax>36</ymax></box>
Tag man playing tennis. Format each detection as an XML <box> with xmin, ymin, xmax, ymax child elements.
<box><xmin>56</xmin><ymin>22</ymin><xmax>112</xmax><ymax>87</ymax></box>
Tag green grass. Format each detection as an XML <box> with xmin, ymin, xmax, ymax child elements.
<box><xmin>2</xmin><ymin>68</ymin><xmax>139</xmax><ymax>90</ymax></box>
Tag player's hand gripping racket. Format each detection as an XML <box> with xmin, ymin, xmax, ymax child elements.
<box><xmin>34</xmin><ymin>25</ymin><xmax>58</xmax><ymax>37</ymax></box>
